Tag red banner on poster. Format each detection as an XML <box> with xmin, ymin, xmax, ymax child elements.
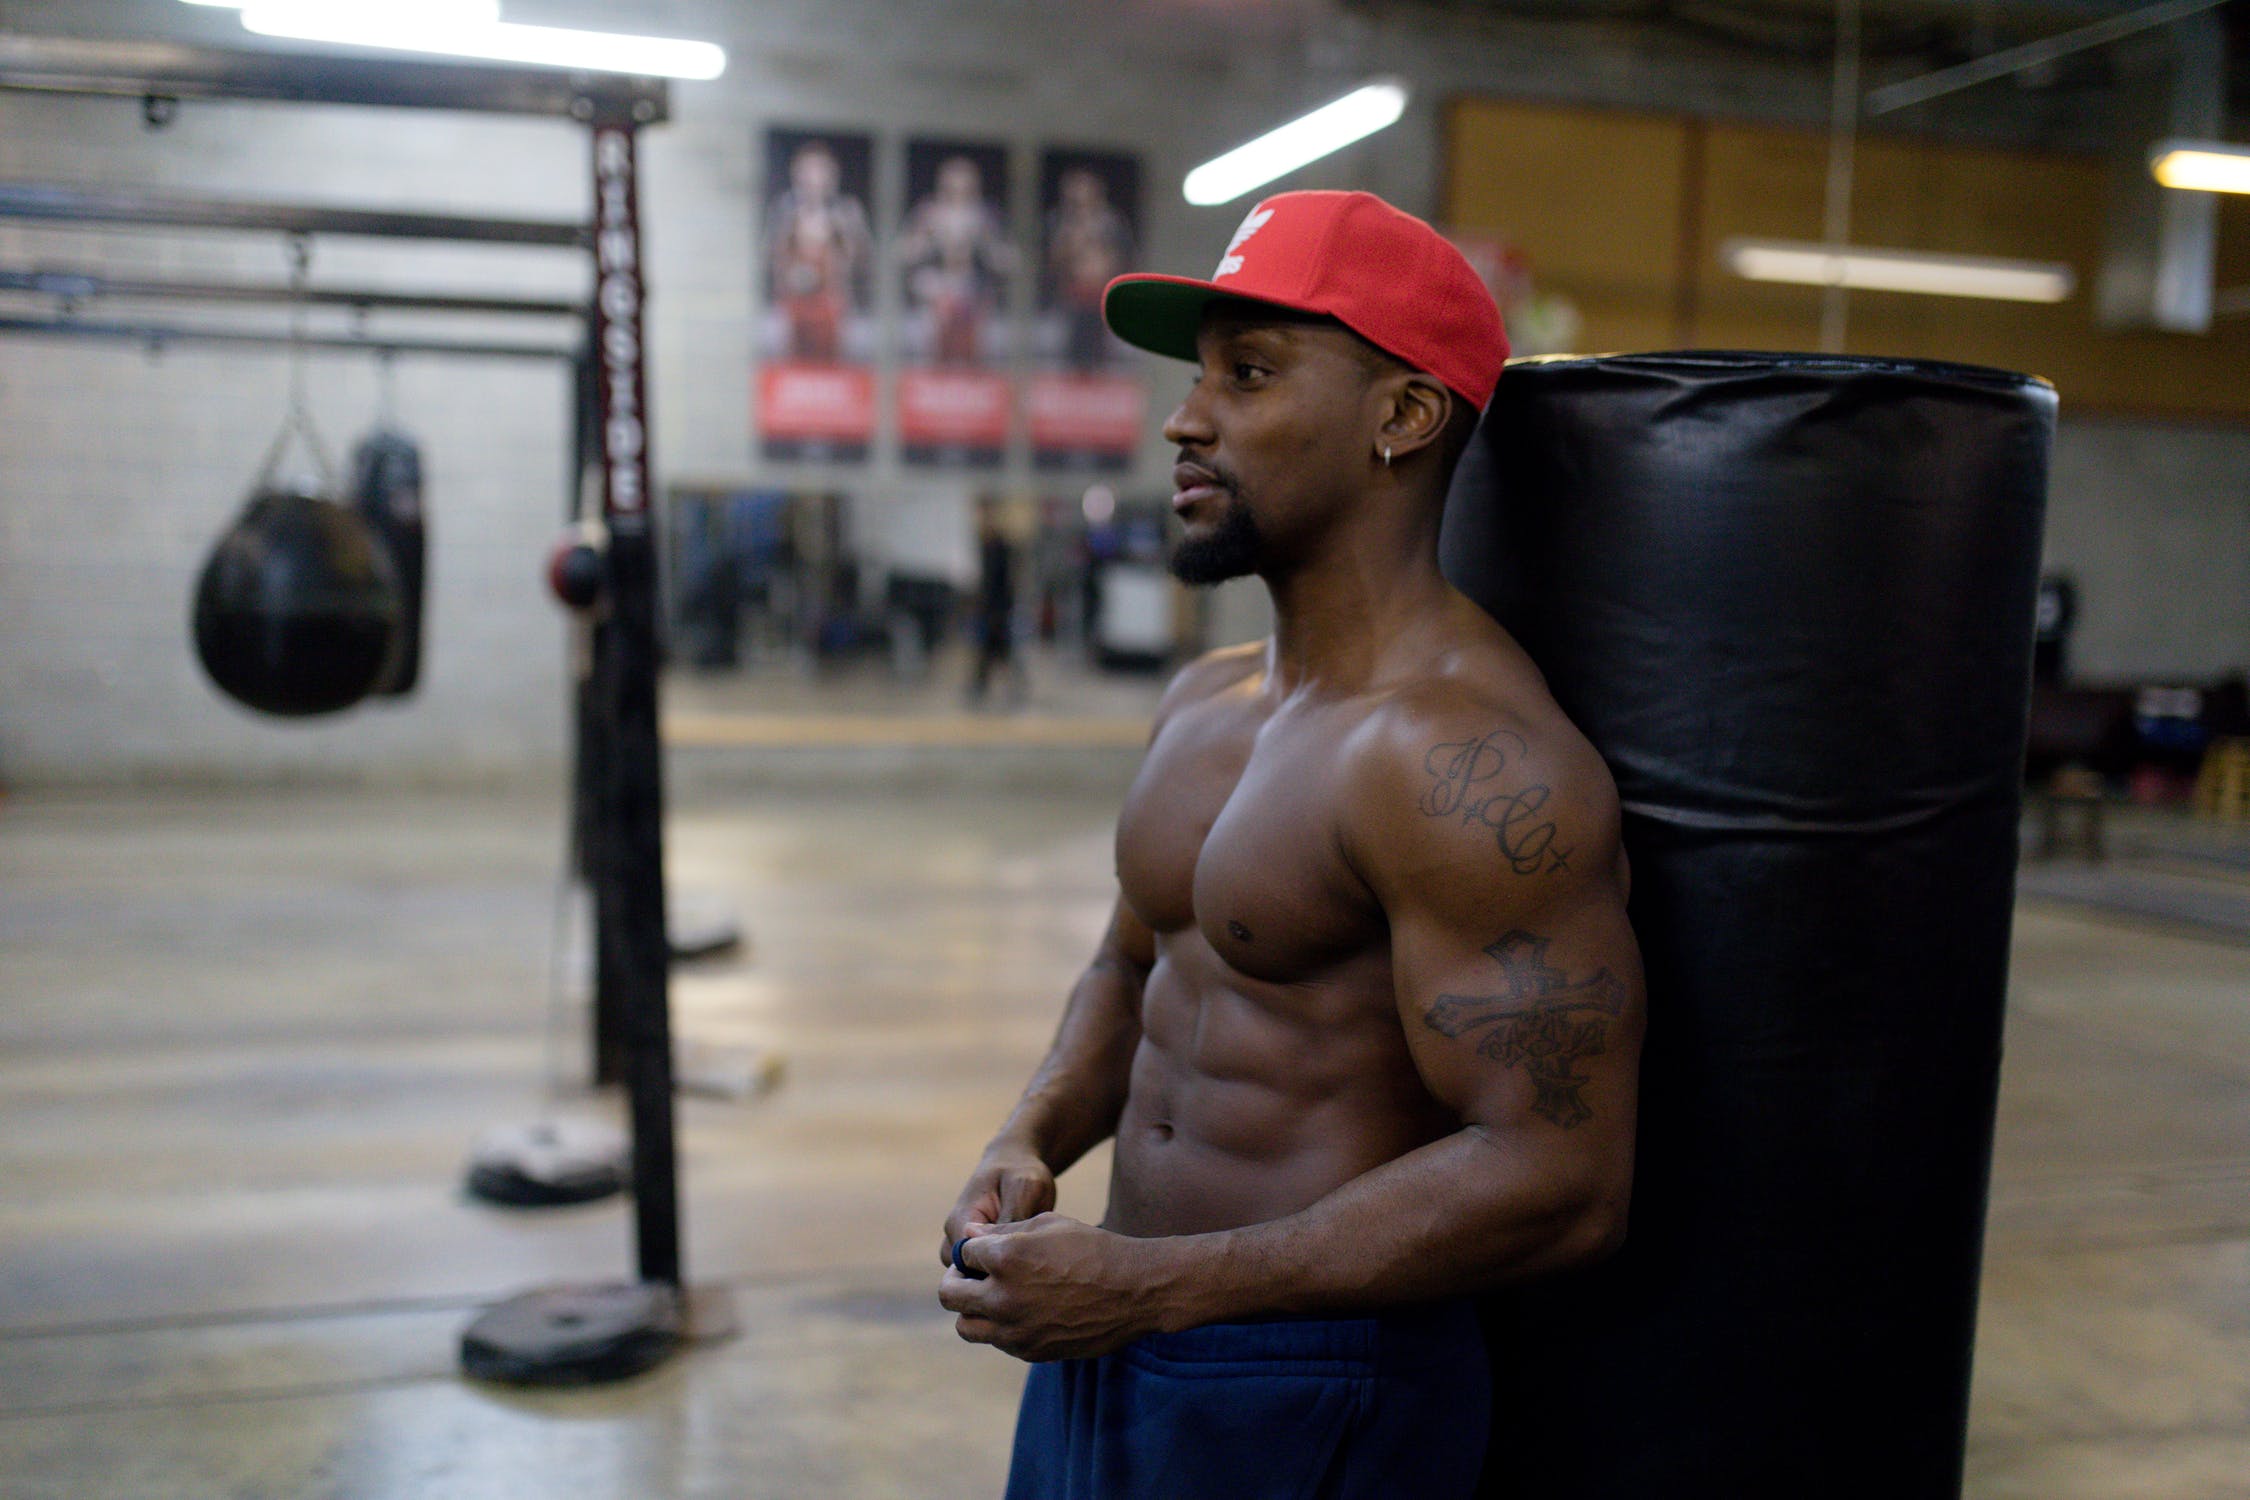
<box><xmin>757</xmin><ymin>363</ymin><xmax>876</xmax><ymax>458</ymax></box>
<box><xmin>897</xmin><ymin>368</ymin><xmax>1012</xmax><ymax>461</ymax></box>
<box><xmin>1026</xmin><ymin>372</ymin><xmax>1145</xmax><ymax>467</ymax></box>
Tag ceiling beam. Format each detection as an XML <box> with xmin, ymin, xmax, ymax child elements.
<box><xmin>0</xmin><ymin>265</ymin><xmax>584</xmax><ymax>317</ymax></box>
<box><xmin>1866</xmin><ymin>0</ymin><xmax>2226</xmax><ymax>113</ymax></box>
<box><xmin>0</xmin><ymin>312</ymin><xmax>576</xmax><ymax>362</ymax></box>
<box><xmin>0</xmin><ymin>182</ymin><xmax>587</xmax><ymax>248</ymax></box>
<box><xmin>0</xmin><ymin>34</ymin><xmax>667</xmax><ymax>123</ymax></box>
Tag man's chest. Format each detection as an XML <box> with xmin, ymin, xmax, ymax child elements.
<box><xmin>1114</xmin><ymin>695</ymin><xmax>1381</xmax><ymax>982</ymax></box>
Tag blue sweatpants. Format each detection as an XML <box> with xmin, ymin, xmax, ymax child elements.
<box><xmin>1002</xmin><ymin>1301</ymin><xmax>1490</xmax><ymax>1500</ymax></box>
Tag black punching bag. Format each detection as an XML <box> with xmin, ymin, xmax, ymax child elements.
<box><xmin>351</xmin><ymin>427</ymin><xmax>429</xmax><ymax>696</ymax></box>
<box><xmin>1441</xmin><ymin>352</ymin><xmax>2053</xmax><ymax>1498</ymax></box>
<box><xmin>193</xmin><ymin>486</ymin><xmax>402</xmax><ymax>717</ymax></box>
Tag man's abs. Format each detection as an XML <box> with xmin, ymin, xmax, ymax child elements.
<box><xmin>1101</xmin><ymin>932</ymin><xmax>1454</xmax><ymax>1239</ymax></box>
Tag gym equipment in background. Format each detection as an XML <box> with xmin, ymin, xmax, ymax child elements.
<box><xmin>546</xmin><ymin>517</ymin><xmax>608</xmax><ymax>613</ymax></box>
<box><xmin>349</xmin><ymin>398</ymin><xmax>428</xmax><ymax>697</ymax></box>
<box><xmin>1443</xmin><ymin>351</ymin><xmax>2053</xmax><ymax>1499</ymax></box>
<box><xmin>0</xmin><ymin>36</ymin><xmax>717</xmax><ymax>1388</ymax></box>
<box><xmin>459</xmin><ymin>1281</ymin><xmax>682</xmax><ymax>1386</ymax></box>
<box><xmin>466</xmin><ymin>1118</ymin><xmax>630</xmax><ymax>1208</ymax></box>
<box><xmin>2033</xmin><ymin>572</ymin><xmax>2077</xmax><ymax>686</ymax></box>
<box><xmin>193</xmin><ymin>378</ymin><xmax>401</xmax><ymax>718</ymax></box>
<box><xmin>193</xmin><ymin>486</ymin><xmax>400</xmax><ymax>716</ymax></box>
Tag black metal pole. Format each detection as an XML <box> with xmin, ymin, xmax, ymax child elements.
<box><xmin>587</xmin><ymin>117</ymin><xmax>680</xmax><ymax>1288</ymax></box>
<box><xmin>568</xmin><ymin>337</ymin><xmax>629</xmax><ymax>1088</ymax></box>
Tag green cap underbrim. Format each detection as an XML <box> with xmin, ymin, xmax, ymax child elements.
<box><xmin>1104</xmin><ymin>275</ymin><xmax>1301</xmax><ymax>363</ymax></box>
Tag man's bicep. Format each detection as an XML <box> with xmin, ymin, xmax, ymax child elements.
<box><xmin>1351</xmin><ymin>702</ymin><xmax>1645</xmax><ymax>1136</ymax></box>
<box><xmin>1391</xmin><ymin>889</ymin><xmax>1643</xmax><ymax>1137</ymax></box>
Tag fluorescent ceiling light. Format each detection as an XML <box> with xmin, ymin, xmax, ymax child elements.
<box><xmin>1722</xmin><ymin>237</ymin><xmax>2075</xmax><ymax>304</ymax></box>
<box><xmin>182</xmin><ymin>1</ymin><xmax>726</xmax><ymax>80</ymax></box>
<box><xmin>1183</xmin><ymin>81</ymin><xmax>1408</xmax><ymax>207</ymax></box>
<box><xmin>2151</xmin><ymin>139</ymin><xmax>2250</xmax><ymax>195</ymax></box>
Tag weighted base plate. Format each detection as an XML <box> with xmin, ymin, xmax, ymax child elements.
<box><xmin>460</xmin><ymin>1282</ymin><xmax>682</xmax><ymax>1386</ymax></box>
<box><xmin>463</xmin><ymin>1118</ymin><xmax>628</xmax><ymax>1208</ymax></box>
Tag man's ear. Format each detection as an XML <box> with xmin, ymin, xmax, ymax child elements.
<box><xmin>1375</xmin><ymin>374</ymin><xmax>1452</xmax><ymax>462</ymax></box>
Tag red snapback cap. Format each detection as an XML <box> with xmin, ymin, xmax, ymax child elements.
<box><xmin>1102</xmin><ymin>190</ymin><xmax>1508</xmax><ymax>410</ymax></box>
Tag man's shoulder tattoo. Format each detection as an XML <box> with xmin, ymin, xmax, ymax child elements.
<box><xmin>1417</xmin><ymin>728</ymin><xmax>1571</xmax><ymax>876</ymax></box>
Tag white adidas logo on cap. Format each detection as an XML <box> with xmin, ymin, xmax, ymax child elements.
<box><xmin>1212</xmin><ymin>206</ymin><xmax>1274</xmax><ymax>280</ymax></box>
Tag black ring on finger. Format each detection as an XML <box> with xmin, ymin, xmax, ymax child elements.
<box><xmin>951</xmin><ymin>1237</ymin><xmax>987</xmax><ymax>1279</ymax></box>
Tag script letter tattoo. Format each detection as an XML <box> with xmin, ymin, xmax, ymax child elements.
<box><xmin>1422</xmin><ymin>931</ymin><xmax>1626</xmax><ymax>1129</ymax></box>
<box><xmin>1419</xmin><ymin>730</ymin><xmax>1571</xmax><ymax>875</ymax></box>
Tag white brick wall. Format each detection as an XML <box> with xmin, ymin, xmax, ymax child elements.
<box><xmin>0</xmin><ymin>0</ymin><xmax>2242</xmax><ymax>783</ymax></box>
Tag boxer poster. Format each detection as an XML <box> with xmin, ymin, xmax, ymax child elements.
<box><xmin>1028</xmin><ymin>147</ymin><xmax>1146</xmax><ymax>473</ymax></box>
<box><xmin>895</xmin><ymin>136</ymin><xmax>1016</xmax><ymax>468</ymax></box>
<box><xmin>758</xmin><ymin>126</ymin><xmax>877</xmax><ymax>462</ymax></box>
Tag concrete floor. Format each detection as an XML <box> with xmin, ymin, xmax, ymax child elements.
<box><xmin>1</xmin><ymin>775</ymin><xmax>2246</xmax><ymax>1498</ymax></box>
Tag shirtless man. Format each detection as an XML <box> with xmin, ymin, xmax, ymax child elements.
<box><xmin>940</xmin><ymin>191</ymin><xmax>1644</xmax><ymax>1499</ymax></box>
<box><xmin>765</xmin><ymin>141</ymin><xmax>872</xmax><ymax>363</ymax></box>
<box><xmin>899</xmin><ymin>154</ymin><xmax>1015</xmax><ymax>367</ymax></box>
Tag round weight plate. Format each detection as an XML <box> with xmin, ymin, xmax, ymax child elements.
<box><xmin>460</xmin><ymin>1281</ymin><xmax>681</xmax><ymax>1386</ymax></box>
<box><xmin>464</xmin><ymin>1119</ymin><xmax>627</xmax><ymax>1208</ymax></box>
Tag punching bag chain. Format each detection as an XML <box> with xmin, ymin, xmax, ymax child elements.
<box><xmin>253</xmin><ymin>233</ymin><xmax>340</xmax><ymax>497</ymax></box>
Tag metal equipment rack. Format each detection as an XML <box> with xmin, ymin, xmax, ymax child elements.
<box><xmin>0</xmin><ymin>32</ymin><xmax>704</xmax><ymax>1382</ymax></box>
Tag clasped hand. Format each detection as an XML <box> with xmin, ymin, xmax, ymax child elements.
<box><xmin>938</xmin><ymin>1211</ymin><xmax>1169</xmax><ymax>1363</ymax></box>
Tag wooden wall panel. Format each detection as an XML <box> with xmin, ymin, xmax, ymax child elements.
<box><xmin>1444</xmin><ymin>98</ymin><xmax>1689</xmax><ymax>354</ymax></box>
<box><xmin>1445</xmin><ymin>96</ymin><xmax>2250</xmax><ymax>421</ymax></box>
<box><xmin>1688</xmin><ymin>121</ymin><xmax>1832</xmax><ymax>354</ymax></box>
<box><xmin>1692</xmin><ymin>126</ymin><xmax>2107</xmax><ymax>381</ymax></box>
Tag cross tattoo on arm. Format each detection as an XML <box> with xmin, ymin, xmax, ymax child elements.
<box><xmin>1422</xmin><ymin>930</ymin><xmax>1628</xmax><ymax>1129</ymax></box>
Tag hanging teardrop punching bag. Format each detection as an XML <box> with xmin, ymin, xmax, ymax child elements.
<box><xmin>193</xmin><ymin>485</ymin><xmax>401</xmax><ymax>718</ymax></box>
<box><xmin>1441</xmin><ymin>353</ymin><xmax>2053</xmax><ymax>1499</ymax></box>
